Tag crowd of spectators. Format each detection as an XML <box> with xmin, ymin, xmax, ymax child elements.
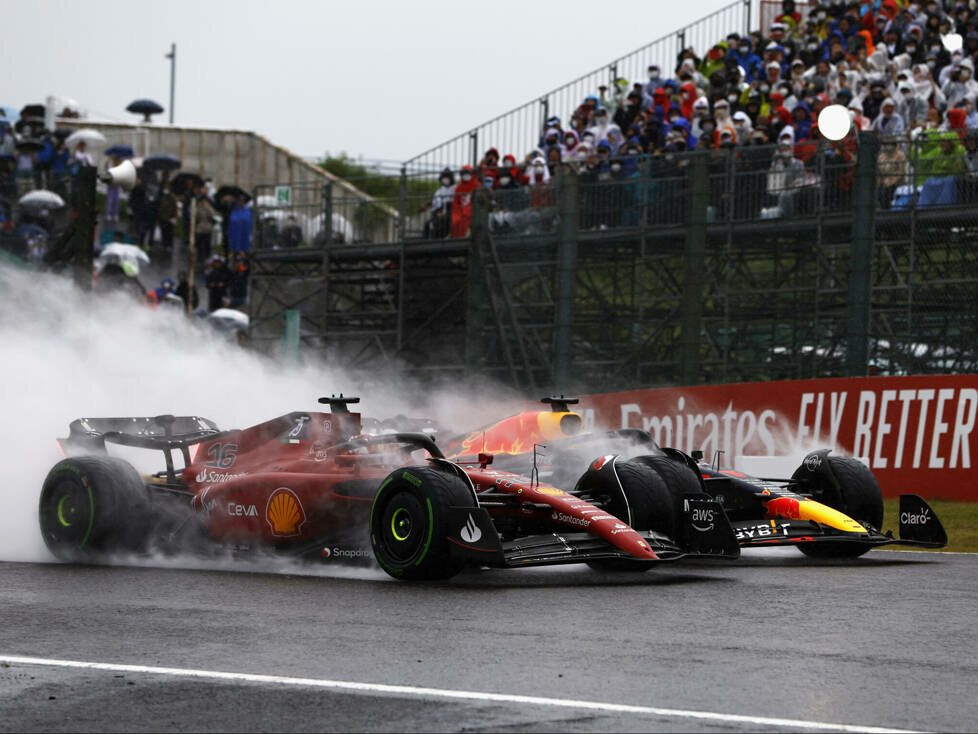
<box><xmin>423</xmin><ymin>0</ymin><xmax>978</xmax><ymax>238</ymax></box>
<box><xmin>0</xmin><ymin>109</ymin><xmax>255</xmax><ymax>314</ymax></box>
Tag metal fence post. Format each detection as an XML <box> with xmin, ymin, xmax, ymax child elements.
<box><xmin>540</xmin><ymin>97</ymin><xmax>549</xmax><ymax>134</ymax></box>
<box><xmin>75</xmin><ymin>166</ymin><xmax>97</xmax><ymax>290</ymax></box>
<box><xmin>470</xmin><ymin>130</ymin><xmax>479</xmax><ymax>168</ymax></box>
<box><xmin>282</xmin><ymin>309</ymin><xmax>301</xmax><ymax>364</ymax></box>
<box><xmin>846</xmin><ymin>131</ymin><xmax>879</xmax><ymax>377</ymax></box>
<box><xmin>681</xmin><ymin>152</ymin><xmax>709</xmax><ymax>386</ymax></box>
<box><xmin>554</xmin><ymin>164</ymin><xmax>579</xmax><ymax>392</ymax></box>
<box><xmin>322</xmin><ymin>181</ymin><xmax>332</xmax><ymax>244</ymax></box>
<box><xmin>744</xmin><ymin>0</ymin><xmax>752</xmax><ymax>34</ymax></box>
<box><xmin>397</xmin><ymin>166</ymin><xmax>407</xmax><ymax>239</ymax></box>
<box><xmin>464</xmin><ymin>189</ymin><xmax>492</xmax><ymax>375</ymax></box>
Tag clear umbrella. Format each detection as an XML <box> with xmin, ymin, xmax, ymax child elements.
<box><xmin>65</xmin><ymin>128</ymin><xmax>108</xmax><ymax>147</ymax></box>
<box><xmin>18</xmin><ymin>189</ymin><xmax>66</xmax><ymax>211</ymax></box>
<box><xmin>95</xmin><ymin>243</ymin><xmax>151</xmax><ymax>275</ymax></box>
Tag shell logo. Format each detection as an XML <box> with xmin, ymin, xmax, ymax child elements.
<box><xmin>266</xmin><ymin>487</ymin><xmax>306</xmax><ymax>537</ymax></box>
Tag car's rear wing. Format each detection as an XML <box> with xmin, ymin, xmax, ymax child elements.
<box><xmin>58</xmin><ymin>415</ymin><xmax>228</xmax><ymax>482</ymax></box>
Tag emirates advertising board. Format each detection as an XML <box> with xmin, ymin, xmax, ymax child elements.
<box><xmin>580</xmin><ymin>375</ymin><xmax>978</xmax><ymax>500</ymax></box>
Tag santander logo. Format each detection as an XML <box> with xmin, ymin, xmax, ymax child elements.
<box><xmin>460</xmin><ymin>514</ymin><xmax>482</xmax><ymax>544</ymax></box>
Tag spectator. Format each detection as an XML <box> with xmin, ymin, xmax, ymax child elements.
<box><xmin>896</xmin><ymin>81</ymin><xmax>929</xmax><ymax>128</ymax></box>
<box><xmin>279</xmin><ymin>214</ymin><xmax>302</xmax><ymax>248</ymax></box>
<box><xmin>766</xmin><ymin>129</ymin><xmax>806</xmax><ymax>217</ymax></box>
<box><xmin>204</xmin><ymin>255</ymin><xmax>232</xmax><ymax>311</ymax></box>
<box><xmin>229</xmin><ymin>250</ymin><xmax>249</xmax><ymax>307</ymax></box>
<box><xmin>450</xmin><ymin>164</ymin><xmax>479</xmax><ymax>238</ymax></box>
<box><xmin>72</xmin><ymin>140</ymin><xmax>94</xmax><ymax>168</ymax></box>
<box><xmin>227</xmin><ymin>196</ymin><xmax>252</xmax><ymax>253</ymax></box>
<box><xmin>104</xmin><ymin>154</ymin><xmax>122</xmax><ymax>223</ymax></box>
<box><xmin>175</xmin><ymin>270</ymin><xmax>199</xmax><ymax>310</ymax></box>
<box><xmin>877</xmin><ymin>137</ymin><xmax>909</xmax><ymax>210</ymax></box>
<box><xmin>423</xmin><ymin>167</ymin><xmax>454</xmax><ymax>239</ymax></box>
<box><xmin>194</xmin><ymin>190</ymin><xmax>216</xmax><ymax>261</ymax></box>
<box><xmin>872</xmin><ymin>98</ymin><xmax>906</xmax><ymax>135</ymax></box>
<box><xmin>478</xmin><ymin>147</ymin><xmax>501</xmax><ymax>186</ymax></box>
<box><xmin>156</xmin><ymin>183</ymin><xmax>178</xmax><ymax>254</ymax></box>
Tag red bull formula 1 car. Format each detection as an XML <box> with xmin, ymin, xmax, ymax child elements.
<box><xmin>39</xmin><ymin>396</ymin><xmax>739</xmax><ymax>581</ymax></box>
<box><xmin>446</xmin><ymin>397</ymin><xmax>948</xmax><ymax>559</ymax></box>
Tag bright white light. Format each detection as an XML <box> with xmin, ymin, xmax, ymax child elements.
<box><xmin>818</xmin><ymin>104</ymin><xmax>851</xmax><ymax>141</ymax></box>
<box><xmin>943</xmin><ymin>33</ymin><xmax>963</xmax><ymax>53</ymax></box>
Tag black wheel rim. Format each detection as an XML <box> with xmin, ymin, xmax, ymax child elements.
<box><xmin>40</xmin><ymin>477</ymin><xmax>94</xmax><ymax>550</ymax></box>
<box><xmin>379</xmin><ymin>491</ymin><xmax>425</xmax><ymax>563</ymax></box>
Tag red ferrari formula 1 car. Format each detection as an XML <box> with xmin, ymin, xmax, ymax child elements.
<box><xmin>446</xmin><ymin>397</ymin><xmax>948</xmax><ymax>559</ymax></box>
<box><xmin>39</xmin><ymin>396</ymin><xmax>739</xmax><ymax>581</ymax></box>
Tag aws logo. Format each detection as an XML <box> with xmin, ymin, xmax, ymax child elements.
<box><xmin>684</xmin><ymin>499</ymin><xmax>716</xmax><ymax>532</ymax></box>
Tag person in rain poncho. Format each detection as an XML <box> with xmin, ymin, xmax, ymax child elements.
<box><xmin>942</xmin><ymin>57</ymin><xmax>978</xmax><ymax>111</ymax></box>
<box><xmin>450</xmin><ymin>165</ymin><xmax>480</xmax><ymax>239</ymax></box>
<box><xmin>227</xmin><ymin>196</ymin><xmax>253</xmax><ymax>253</ymax></box>
<box><xmin>767</xmin><ymin>128</ymin><xmax>806</xmax><ymax>216</ymax></box>
<box><xmin>896</xmin><ymin>80</ymin><xmax>929</xmax><ymax>128</ymax></box>
<box><xmin>642</xmin><ymin>64</ymin><xmax>666</xmax><ymax>107</ymax></box>
<box><xmin>699</xmin><ymin>42</ymin><xmax>729</xmax><ymax>80</ymax></box>
<box><xmin>871</xmin><ymin>97</ymin><xmax>906</xmax><ymax>136</ymax></box>
<box><xmin>732</xmin><ymin>111</ymin><xmax>753</xmax><ymax>144</ymax></box>
<box><xmin>600</xmin><ymin>78</ymin><xmax>629</xmax><ymax>120</ymax></box>
<box><xmin>728</xmin><ymin>36</ymin><xmax>762</xmax><ymax>82</ymax></box>
<box><xmin>916</xmin><ymin>131</ymin><xmax>966</xmax><ymax>187</ymax></box>
<box><xmin>587</xmin><ymin>108</ymin><xmax>621</xmax><ymax>149</ymax></box>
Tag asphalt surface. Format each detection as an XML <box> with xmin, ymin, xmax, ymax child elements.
<box><xmin>0</xmin><ymin>549</ymin><xmax>974</xmax><ymax>733</ymax></box>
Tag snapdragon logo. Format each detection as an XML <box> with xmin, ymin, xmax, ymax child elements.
<box><xmin>323</xmin><ymin>547</ymin><xmax>372</xmax><ymax>560</ymax></box>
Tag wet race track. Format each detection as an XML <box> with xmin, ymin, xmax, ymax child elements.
<box><xmin>0</xmin><ymin>549</ymin><xmax>975</xmax><ymax>733</ymax></box>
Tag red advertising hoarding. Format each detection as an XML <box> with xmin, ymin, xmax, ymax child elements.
<box><xmin>581</xmin><ymin>375</ymin><xmax>978</xmax><ymax>500</ymax></box>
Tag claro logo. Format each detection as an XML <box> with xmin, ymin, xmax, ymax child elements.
<box><xmin>901</xmin><ymin>508</ymin><xmax>931</xmax><ymax>525</ymax></box>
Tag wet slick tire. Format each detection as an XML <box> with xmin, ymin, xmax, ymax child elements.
<box><xmin>793</xmin><ymin>456</ymin><xmax>883</xmax><ymax>559</ymax></box>
<box><xmin>587</xmin><ymin>456</ymin><xmax>687</xmax><ymax>573</ymax></box>
<box><xmin>39</xmin><ymin>455</ymin><xmax>150</xmax><ymax>562</ymax></box>
<box><xmin>370</xmin><ymin>466</ymin><xmax>474</xmax><ymax>581</ymax></box>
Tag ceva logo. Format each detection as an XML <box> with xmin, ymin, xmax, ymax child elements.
<box><xmin>460</xmin><ymin>514</ymin><xmax>482</xmax><ymax>544</ymax></box>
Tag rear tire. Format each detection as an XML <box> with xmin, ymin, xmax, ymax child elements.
<box><xmin>370</xmin><ymin>466</ymin><xmax>474</xmax><ymax>581</ymax></box>
<box><xmin>792</xmin><ymin>456</ymin><xmax>883</xmax><ymax>559</ymax></box>
<box><xmin>39</xmin><ymin>455</ymin><xmax>150</xmax><ymax>562</ymax></box>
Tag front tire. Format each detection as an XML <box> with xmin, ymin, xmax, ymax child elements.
<box><xmin>39</xmin><ymin>455</ymin><xmax>150</xmax><ymax>562</ymax></box>
<box><xmin>370</xmin><ymin>466</ymin><xmax>474</xmax><ymax>581</ymax></box>
<box><xmin>586</xmin><ymin>455</ymin><xmax>693</xmax><ymax>572</ymax></box>
<box><xmin>792</xmin><ymin>455</ymin><xmax>883</xmax><ymax>559</ymax></box>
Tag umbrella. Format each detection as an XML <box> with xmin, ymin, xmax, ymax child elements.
<box><xmin>65</xmin><ymin>128</ymin><xmax>107</xmax><ymax>147</ymax></box>
<box><xmin>19</xmin><ymin>104</ymin><xmax>46</xmax><ymax>120</ymax></box>
<box><xmin>18</xmin><ymin>189</ymin><xmax>66</xmax><ymax>210</ymax></box>
<box><xmin>126</xmin><ymin>99</ymin><xmax>164</xmax><ymax>122</ymax></box>
<box><xmin>214</xmin><ymin>185</ymin><xmax>250</xmax><ymax>212</ymax></box>
<box><xmin>14</xmin><ymin>119</ymin><xmax>45</xmax><ymax>135</ymax></box>
<box><xmin>104</xmin><ymin>144</ymin><xmax>135</xmax><ymax>159</ymax></box>
<box><xmin>15</xmin><ymin>139</ymin><xmax>45</xmax><ymax>153</ymax></box>
<box><xmin>141</xmin><ymin>153</ymin><xmax>181</xmax><ymax>172</ymax></box>
<box><xmin>96</xmin><ymin>243</ymin><xmax>151</xmax><ymax>275</ymax></box>
<box><xmin>17</xmin><ymin>223</ymin><xmax>48</xmax><ymax>240</ymax></box>
<box><xmin>171</xmin><ymin>171</ymin><xmax>204</xmax><ymax>196</ymax></box>
<box><xmin>208</xmin><ymin>308</ymin><xmax>249</xmax><ymax>328</ymax></box>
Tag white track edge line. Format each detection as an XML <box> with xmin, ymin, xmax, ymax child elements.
<box><xmin>0</xmin><ymin>654</ymin><xmax>920</xmax><ymax>734</ymax></box>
